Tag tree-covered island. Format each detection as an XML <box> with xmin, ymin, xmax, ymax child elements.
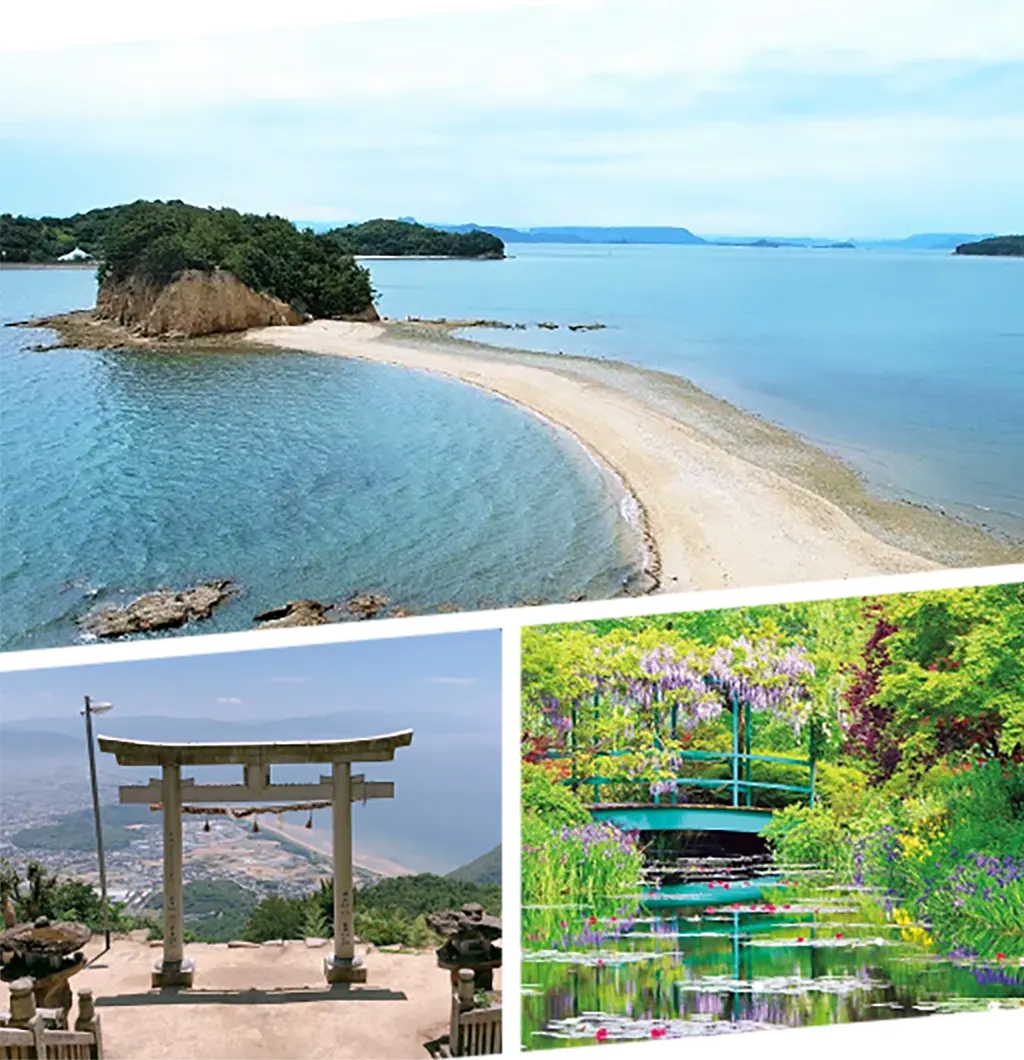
<box><xmin>1</xmin><ymin>201</ymin><xmax>505</xmax><ymax>338</ymax></box>
<box><xmin>954</xmin><ymin>235</ymin><xmax>1024</xmax><ymax>257</ymax></box>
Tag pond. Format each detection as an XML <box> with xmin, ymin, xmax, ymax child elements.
<box><xmin>522</xmin><ymin>880</ymin><xmax>1024</xmax><ymax>1048</ymax></box>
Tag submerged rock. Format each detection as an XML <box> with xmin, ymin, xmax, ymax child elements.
<box><xmin>79</xmin><ymin>580</ymin><xmax>235</xmax><ymax>638</ymax></box>
<box><xmin>253</xmin><ymin>600</ymin><xmax>328</xmax><ymax>628</ymax></box>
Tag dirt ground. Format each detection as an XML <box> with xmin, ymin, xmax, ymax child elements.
<box><xmin>3</xmin><ymin>936</ymin><xmax>493</xmax><ymax>1059</ymax></box>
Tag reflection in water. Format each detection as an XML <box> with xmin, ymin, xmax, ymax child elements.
<box><xmin>522</xmin><ymin>883</ymin><xmax>1024</xmax><ymax>1048</ymax></box>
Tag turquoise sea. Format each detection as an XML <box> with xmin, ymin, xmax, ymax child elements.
<box><xmin>2</xmin><ymin>244</ymin><xmax>1022</xmax><ymax>649</ymax></box>
<box><xmin>369</xmin><ymin>243</ymin><xmax>1024</xmax><ymax>542</ymax></box>
<box><xmin>0</xmin><ymin>268</ymin><xmax>643</xmax><ymax>651</ymax></box>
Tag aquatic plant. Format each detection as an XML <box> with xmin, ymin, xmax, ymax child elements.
<box><xmin>521</xmin><ymin>816</ymin><xmax>643</xmax><ymax>946</ymax></box>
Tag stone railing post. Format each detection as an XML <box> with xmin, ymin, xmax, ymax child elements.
<box><xmin>7</xmin><ymin>977</ymin><xmax>46</xmax><ymax>1058</ymax></box>
<box><xmin>76</xmin><ymin>986</ymin><xmax>104</xmax><ymax>1059</ymax></box>
<box><xmin>7</xmin><ymin>977</ymin><xmax>36</xmax><ymax>1026</ymax></box>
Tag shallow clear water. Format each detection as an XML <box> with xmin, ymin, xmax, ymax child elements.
<box><xmin>522</xmin><ymin>886</ymin><xmax>1024</xmax><ymax>1048</ymax></box>
<box><xmin>368</xmin><ymin>244</ymin><xmax>1024</xmax><ymax>541</ymax></box>
<box><xmin>0</xmin><ymin>269</ymin><xmax>643</xmax><ymax>650</ymax></box>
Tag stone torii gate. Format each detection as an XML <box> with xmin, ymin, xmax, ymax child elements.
<box><xmin>98</xmin><ymin>730</ymin><xmax>413</xmax><ymax>988</ymax></box>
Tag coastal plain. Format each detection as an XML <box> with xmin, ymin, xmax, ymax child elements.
<box><xmin>246</xmin><ymin>320</ymin><xmax>1018</xmax><ymax>593</ymax></box>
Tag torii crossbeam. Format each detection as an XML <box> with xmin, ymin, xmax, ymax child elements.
<box><xmin>98</xmin><ymin>731</ymin><xmax>414</xmax><ymax>988</ymax></box>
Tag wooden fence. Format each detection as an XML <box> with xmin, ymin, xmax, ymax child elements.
<box><xmin>449</xmin><ymin>968</ymin><xmax>501</xmax><ymax>1057</ymax></box>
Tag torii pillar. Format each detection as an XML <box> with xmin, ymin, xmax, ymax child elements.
<box><xmin>98</xmin><ymin>730</ymin><xmax>413</xmax><ymax>989</ymax></box>
<box><xmin>326</xmin><ymin>760</ymin><xmax>361</xmax><ymax>982</ymax></box>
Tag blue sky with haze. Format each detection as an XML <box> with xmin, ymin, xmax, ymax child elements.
<box><xmin>1</xmin><ymin>0</ymin><xmax>1022</xmax><ymax>236</ymax></box>
<box><xmin>0</xmin><ymin>630</ymin><xmax>499</xmax><ymax>723</ymax></box>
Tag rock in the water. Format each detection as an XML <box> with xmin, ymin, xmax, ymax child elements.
<box><xmin>346</xmin><ymin>593</ymin><xmax>390</xmax><ymax>620</ymax></box>
<box><xmin>79</xmin><ymin>581</ymin><xmax>234</xmax><ymax>638</ymax></box>
<box><xmin>254</xmin><ymin>600</ymin><xmax>328</xmax><ymax>628</ymax></box>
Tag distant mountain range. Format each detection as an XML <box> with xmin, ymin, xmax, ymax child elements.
<box><xmin>295</xmin><ymin>219</ymin><xmax>995</xmax><ymax>251</ymax></box>
<box><xmin>436</xmin><ymin>224</ymin><xmax>708</xmax><ymax>245</ymax></box>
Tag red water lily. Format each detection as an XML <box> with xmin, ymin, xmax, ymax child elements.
<box><xmin>595</xmin><ymin>1028</ymin><xmax>608</xmax><ymax>1042</ymax></box>
<box><xmin>651</xmin><ymin>1027</ymin><xmax>667</xmax><ymax>1039</ymax></box>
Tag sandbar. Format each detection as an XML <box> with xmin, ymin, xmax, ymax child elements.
<box><xmin>246</xmin><ymin>320</ymin><xmax>1018</xmax><ymax>592</ymax></box>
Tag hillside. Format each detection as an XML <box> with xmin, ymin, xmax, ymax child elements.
<box><xmin>954</xmin><ymin>235</ymin><xmax>1024</xmax><ymax>257</ymax></box>
<box><xmin>2</xmin><ymin>208</ymin><xmax>505</xmax><ymax>265</ymax></box>
<box><xmin>10</xmin><ymin>803</ymin><xmax>152</xmax><ymax>852</ymax></box>
<box><xmin>446</xmin><ymin>844</ymin><xmax>501</xmax><ymax>885</ymax></box>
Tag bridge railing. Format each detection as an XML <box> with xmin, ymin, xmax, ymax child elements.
<box><xmin>549</xmin><ymin>747</ymin><xmax>814</xmax><ymax>810</ymax></box>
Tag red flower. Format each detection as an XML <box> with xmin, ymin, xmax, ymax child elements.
<box><xmin>835</xmin><ymin>932</ymin><xmax>844</xmax><ymax>940</ymax></box>
<box><xmin>595</xmin><ymin>1028</ymin><xmax>608</xmax><ymax>1042</ymax></box>
<box><xmin>796</xmin><ymin>937</ymin><xmax>806</xmax><ymax>943</ymax></box>
<box><xmin>705</xmin><ymin>906</ymin><xmax>716</xmax><ymax>913</ymax></box>
<box><xmin>997</xmin><ymin>953</ymin><xmax>1006</xmax><ymax>961</ymax></box>
<box><xmin>651</xmin><ymin>1027</ymin><xmax>667</xmax><ymax>1039</ymax></box>
<box><xmin>588</xmin><ymin>916</ymin><xmax>597</xmax><ymax>925</ymax></box>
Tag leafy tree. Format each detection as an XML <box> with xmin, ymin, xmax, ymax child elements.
<box><xmin>242</xmin><ymin>895</ymin><xmax>308</xmax><ymax>943</ymax></box>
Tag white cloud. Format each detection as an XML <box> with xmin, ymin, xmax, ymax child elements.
<box><xmin>2</xmin><ymin>0</ymin><xmax>1020</xmax><ymax>231</ymax></box>
<box><xmin>4</xmin><ymin>0</ymin><xmax>1021</xmax><ymax>124</ymax></box>
<box><xmin>216</xmin><ymin>696</ymin><xmax>243</xmax><ymax>704</ymax></box>
<box><xmin>0</xmin><ymin>0</ymin><xmax>564</xmax><ymax>54</ymax></box>
<box><xmin>424</xmin><ymin>677</ymin><xmax>476</xmax><ymax>686</ymax></box>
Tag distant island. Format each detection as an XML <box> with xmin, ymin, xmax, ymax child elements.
<box><xmin>327</xmin><ymin>218</ymin><xmax>504</xmax><ymax>258</ymax></box>
<box><xmin>3</xmin><ymin>202</ymin><xmax>506</xmax><ymax>339</ymax></box>
<box><xmin>954</xmin><ymin>235</ymin><xmax>1024</xmax><ymax>257</ymax></box>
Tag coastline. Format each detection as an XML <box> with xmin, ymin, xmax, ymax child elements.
<box><xmin>245</xmin><ymin>320</ymin><xmax>1020</xmax><ymax>592</ymax></box>
<box><xmin>13</xmin><ymin>307</ymin><xmax>1020</xmax><ymax>595</ymax></box>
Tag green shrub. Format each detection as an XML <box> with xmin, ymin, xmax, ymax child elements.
<box><xmin>522</xmin><ymin>764</ymin><xmax>590</xmax><ymax>826</ymax></box>
<box><xmin>763</xmin><ymin>804</ymin><xmax>854</xmax><ymax>875</ymax></box>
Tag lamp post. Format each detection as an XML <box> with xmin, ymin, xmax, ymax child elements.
<box><xmin>82</xmin><ymin>696</ymin><xmax>114</xmax><ymax>957</ymax></box>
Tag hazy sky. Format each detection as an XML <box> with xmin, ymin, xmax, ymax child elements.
<box><xmin>0</xmin><ymin>629</ymin><xmax>499</xmax><ymax>723</ymax></box>
<box><xmin>2</xmin><ymin>0</ymin><xmax>1022</xmax><ymax>236</ymax></box>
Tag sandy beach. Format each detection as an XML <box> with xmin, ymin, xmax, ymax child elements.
<box><xmin>245</xmin><ymin>320</ymin><xmax>1016</xmax><ymax>592</ymax></box>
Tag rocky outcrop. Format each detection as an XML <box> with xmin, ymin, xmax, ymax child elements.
<box><xmin>345</xmin><ymin>302</ymin><xmax>381</xmax><ymax>323</ymax></box>
<box><xmin>96</xmin><ymin>269</ymin><xmax>304</xmax><ymax>338</ymax></box>
<box><xmin>253</xmin><ymin>600</ymin><xmax>328</xmax><ymax>628</ymax></box>
<box><xmin>345</xmin><ymin>592</ymin><xmax>391</xmax><ymax>619</ymax></box>
<box><xmin>79</xmin><ymin>580</ymin><xmax>235</xmax><ymax>637</ymax></box>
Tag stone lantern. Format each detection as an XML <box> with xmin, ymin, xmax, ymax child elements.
<box><xmin>426</xmin><ymin>902</ymin><xmax>502</xmax><ymax>992</ymax></box>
